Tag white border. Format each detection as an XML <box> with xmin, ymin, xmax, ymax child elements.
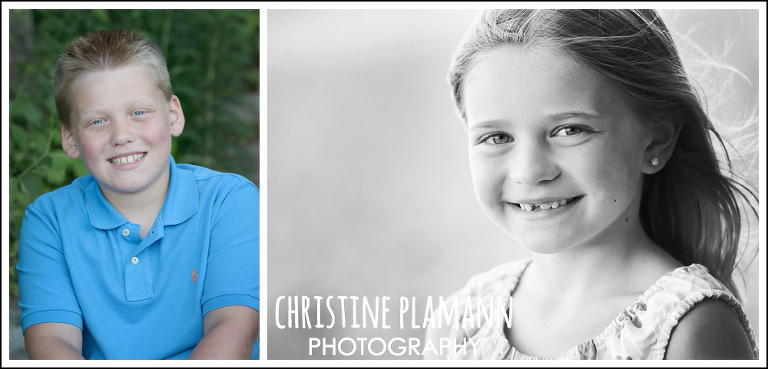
<box><xmin>259</xmin><ymin>6</ymin><xmax>269</xmax><ymax>363</ymax></box>
<box><xmin>2</xmin><ymin>1</ymin><xmax>765</xmax><ymax>367</ymax></box>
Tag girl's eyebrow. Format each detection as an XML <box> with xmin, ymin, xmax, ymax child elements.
<box><xmin>546</xmin><ymin>111</ymin><xmax>602</xmax><ymax>121</ymax></box>
<box><xmin>469</xmin><ymin>112</ymin><xmax>601</xmax><ymax>129</ymax></box>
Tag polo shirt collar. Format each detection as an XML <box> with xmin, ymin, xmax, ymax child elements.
<box><xmin>85</xmin><ymin>156</ymin><xmax>198</xmax><ymax>230</ymax></box>
<box><xmin>85</xmin><ymin>180</ymin><xmax>128</xmax><ymax>230</ymax></box>
<box><xmin>160</xmin><ymin>156</ymin><xmax>198</xmax><ymax>226</ymax></box>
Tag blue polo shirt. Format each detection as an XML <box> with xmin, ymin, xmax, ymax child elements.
<box><xmin>17</xmin><ymin>156</ymin><xmax>259</xmax><ymax>359</ymax></box>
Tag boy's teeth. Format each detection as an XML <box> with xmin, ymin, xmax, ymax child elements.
<box><xmin>111</xmin><ymin>153</ymin><xmax>144</xmax><ymax>165</ymax></box>
<box><xmin>519</xmin><ymin>200</ymin><xmax>568</xmax><ymax>212</ymax></box>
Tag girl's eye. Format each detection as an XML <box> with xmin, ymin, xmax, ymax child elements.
<box><xmin>91</xmin><ymin>119</ymin><xmax>105</xmax><ymax>126</ymax></box>
<box><xmin>480</xmin><ymin>133</ymin><xmax>513</xmax><ymax>145</ymax></box>
<box><xmin>552</xmin><ymin>125</ymin><xmax>587</xmax><ymax>137</ymax></box>
<box><xmin>132</xmin><ymin>110</ymin><xmax>145</xmax><ymax>117</ymax></box>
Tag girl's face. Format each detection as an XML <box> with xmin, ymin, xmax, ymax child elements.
<box><xmin>464</xmin><ymin>45</ymin><xmax>652</xmax><ymax>254</ymax></box>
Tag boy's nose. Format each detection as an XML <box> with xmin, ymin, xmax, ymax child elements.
<box><xmin>110</xmin><ymin>120</ymin><xmax>135</xmax><ymax>146</ymax></box>
<box><xmin>508</xmin><ymin>141</ymin><xmax>558</xmax><ymax>186</ymax></box>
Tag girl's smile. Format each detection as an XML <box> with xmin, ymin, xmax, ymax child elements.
<box><xmin>509</xmin><ymin>195</ymin><xmax>583</xmax><ymax>213</ymax></box>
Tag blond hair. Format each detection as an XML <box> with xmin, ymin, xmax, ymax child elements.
<box><xmin>54</xmin><ymin>29</ymin><xmax>173</xmax><ymax>130</ymax></box>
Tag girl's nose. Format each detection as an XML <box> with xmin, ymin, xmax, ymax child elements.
<box><xmin>110</xmin><ymin>120</ymin><xmax>135</xmax><ymax>146</ymax></box>
<box><xmin>508</xmin><ymin>140</ymin><xmax>559</xmax><ymax>186</ymax></box>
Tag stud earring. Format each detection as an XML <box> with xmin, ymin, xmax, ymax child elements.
<box><xmin>650</xmin><ymin>157</ymin><xmax>660</xmax><ymax>167</ymax></box>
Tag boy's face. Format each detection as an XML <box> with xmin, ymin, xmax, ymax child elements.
<box><xmin>61</xmin><ymin>64</ymin><xmax>184</xmax><ymax>198</ymax></box>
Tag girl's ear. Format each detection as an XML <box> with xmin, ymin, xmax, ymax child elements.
<box><xmin>61</xmin><ymin>125</ymin><xmax>81</xmax><ymax>159</ymax></box>
<box><xmin>643</xmin><ymin>120</ymin><xmax>681</xmax><ymax>174</ymax></box>
<box><xmin>168</xmin><ymin>95</ymin><xmax>185</xmax><ymax>137</ymax></box>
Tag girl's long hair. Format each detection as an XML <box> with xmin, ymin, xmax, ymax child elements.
<box><xmin>449</xmin><ymin>9</ymin><xmax>758</xmax><ymax>300</ymax></box>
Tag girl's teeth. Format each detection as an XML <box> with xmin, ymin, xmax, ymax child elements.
<box><xmin>519</xmin><ymin>200</ymin><xmax>568</xmax><ymax>212</ymax></box>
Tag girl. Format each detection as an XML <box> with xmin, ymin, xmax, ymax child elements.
<box><xmin>427</xmin><ymin>9</ymin><xmax>758</xmax><ymax>360</ymax></box>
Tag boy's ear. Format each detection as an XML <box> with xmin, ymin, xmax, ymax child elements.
<box><xmin>642</xmin><ymin>120</ymin><xmax>681</xmax><ymax>174</ymax></box>
<box><xmin>61</xmin><ymin>125</ymin><xmax>81</xmax><ymax>159</ymax></box>
<box><xmin>168</xmin><ymin>95</ymin><xmax>185</xmax><ymax>137</ymax></box>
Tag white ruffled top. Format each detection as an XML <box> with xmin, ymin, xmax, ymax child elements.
<box><xmin>442</xmin><ymin>259</ymin><xmax>758</xmax><ymax>360</ymax></box>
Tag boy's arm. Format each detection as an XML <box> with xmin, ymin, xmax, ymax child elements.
<box><xmin>194</xmin><ymin>178</ymin><xmax>260</xmax><ymax>359</ymax></box>
<box><xmin>24</xmin><ymin>323</ymin><xmax>84</xmax><ymax>360</ymax></box>
<box><xmin>18</xmin><ymin>201</ymin><xmax>85</xmax><ymax>359</ymax></box>
<box><xmin>188</xmin><ymin>305</ymin><xmax>259</xmax><ymax>359</ymax></box>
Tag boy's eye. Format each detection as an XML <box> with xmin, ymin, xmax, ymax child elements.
<box><xmin>132</xmin><ymin>110</ymin><xmax>146</xmax><ymax>117</ymax></box>
<box><xmin>479</xmin><ymin>133</ymin><xmax>513</xmax><ymax>145</ymax></box>
<box><xmin>91</xmin><ymin>119</ymin><xmax>105</xmax><ymax>126</ymax></box>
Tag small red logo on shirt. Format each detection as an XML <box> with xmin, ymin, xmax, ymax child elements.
<box><xmin>192</xmin><ymin>268</ymin><xmax>198</xmax><ymax>283</ymax></box>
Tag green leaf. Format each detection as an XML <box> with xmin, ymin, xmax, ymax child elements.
<box><xmin>20</xmin><ymin>174</ymin><xmax>43</xmax><ymax>198</ymax></box>
<box><xmin>90</xmin><ymin>9</ymin><xmax>110</xmax><ymax>24</ymax></box>
<box><xmin>43</xmin><ymin>167</ymin><xmax>66</xmax><ymax>185</ymax></box>
<box><xmin>9</xmin><ymin>177</ymin><xmax>20</xmax><ymax>202</ymax></box>
<box><xmin>10</xmin><ymin>123</ymin><xmax>28</xmax><ymax>154</ymax></box>
<box><xmin>46</xmin><ymin>151</ymin><xmax>71</xmax><ymax>185</ymax></box>
<box><xmin>72</xmin><ymin>160</ymin><xmax>90</xmax><ymax>178</ymax></box>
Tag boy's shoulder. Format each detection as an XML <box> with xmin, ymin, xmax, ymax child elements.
<box><xmin>168</xmin><ymin>162</ymin><xmax>258</xmax><ymax>223</ymax></box>
<box><xmin>174</xmin><ymin>162</ymin><xmax>258</xmax><ymax>194</ymax></box>
<box><xmin>28</xmin><ymin>175</ymin><xmax>96</xmax><ymax>210</ymax></box>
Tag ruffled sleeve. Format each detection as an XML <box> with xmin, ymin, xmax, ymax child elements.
<box><xmin>599</xmin><ymin>264</ymin><xmax>758</xmax><ymax>360</ymax></box>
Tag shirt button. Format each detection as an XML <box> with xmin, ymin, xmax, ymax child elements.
<box><xmin>122</xmin><ymin>228</ymin><xmax>130</xmax><ymax>237</ymax></box>
<box><xmin>131</xmin><ymin>257</ymin><xmax>139</xmax><ymax>265</ymax></box>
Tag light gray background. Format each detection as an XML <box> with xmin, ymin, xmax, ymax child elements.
<box><xmin>266</xmin><ymin>9</ymin><xmax>761</xmax><ymax>359</ymax></box>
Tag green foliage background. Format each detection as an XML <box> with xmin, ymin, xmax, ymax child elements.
<box><xmin>8</xmin><ymin>9</ymin><xmax>260</xmax><ymax>298</ymax></box>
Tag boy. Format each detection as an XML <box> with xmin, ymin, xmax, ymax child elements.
<box><xmin>16</xmin><ymin>29</ymin><xmax>260</xmax><ymax>359</ymax></box>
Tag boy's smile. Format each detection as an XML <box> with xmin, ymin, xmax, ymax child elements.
<box><xmin>108</xmin><ymin>152</ymin><xmax>146</xmax><ymax>166</ymax></box>
<box><xmin>463</xmin><ymin>45</ymin><xmax>654</xmax><ymax>254</ymax></box>
<box><xmin>61</xmin><ymin>64</ymin><xmax>184</xmax><ymax>200</ymax></box>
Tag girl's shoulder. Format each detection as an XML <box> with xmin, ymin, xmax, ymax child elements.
<box><xmin>664</xmin><ymin>298</ymin><xmax>757</xmax><ymax>359</ymax></box>
<box><xmin>606</xmin><ymin>263</ymin><xmax>758</xmax><ymax>359</ymax></box>
<box><xmin>428</xmin><ymin>261</ymin><xmax>758</xmax><ymax>360</ymax></box>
